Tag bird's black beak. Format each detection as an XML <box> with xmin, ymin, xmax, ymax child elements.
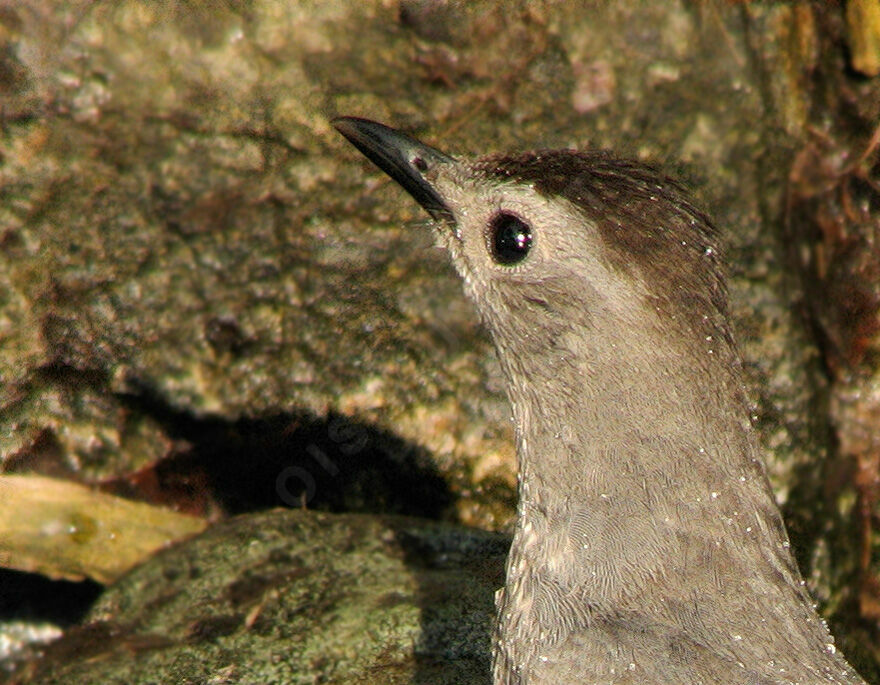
<box><xmin>332</xmin><ymin>117</ymin><xmax>455</xmax><ymax>223</ymax></box>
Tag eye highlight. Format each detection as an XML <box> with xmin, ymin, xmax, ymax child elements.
<box><xmin>488</xmin><ymin>211</ymin><xmax>533</xmax><ymax>265</ymax></box>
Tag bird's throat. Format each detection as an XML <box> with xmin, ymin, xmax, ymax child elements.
<box><xmin>500</xmin><ymin>323</ymin><xmax>792</xmax><ymax>612</ymax></box>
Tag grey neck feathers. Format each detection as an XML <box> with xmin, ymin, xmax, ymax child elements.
<box><xmin>493</xmin><ymin>302</ymin><xmax>854</xmax><ymax>682</ymax></box>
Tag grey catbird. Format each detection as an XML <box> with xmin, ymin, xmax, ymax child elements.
<box><xmin>333</xmin><ymin>117</ymin><xmax>865</xmax><ymax>685</ymax></box>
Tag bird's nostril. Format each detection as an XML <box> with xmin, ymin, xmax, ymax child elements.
<box><xmin>413</xmin><ymin>156</ymin><xmax>428</xmax><ymax>172</ymax></box>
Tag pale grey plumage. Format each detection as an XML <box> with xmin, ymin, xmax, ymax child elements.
<box><xmin>333</xmin><ymin>117</ymin><xmax>865</xmax><ymax>685</ymax></box>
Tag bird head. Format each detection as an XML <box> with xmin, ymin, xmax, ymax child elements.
<box><xmin>333</xmin><ymin>117</ymin><xmax>732</xmax><ymax>386</ymax></box>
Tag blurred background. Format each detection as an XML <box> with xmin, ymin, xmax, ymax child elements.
<box><xmin>1</xmin><ymin>1</ymin><xmax>879</xmax><ymax>682</ymax></box>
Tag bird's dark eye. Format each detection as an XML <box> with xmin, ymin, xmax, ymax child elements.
<box><xmin>488</xmin><ymin>212</ymin><xmax>532</xmax><ymax>265</ymax></box>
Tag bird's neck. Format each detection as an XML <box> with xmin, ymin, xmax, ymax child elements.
<box><xmin>491</xmin><ymin>321</ymin><xmax>860</xmax><ymax>682</ymax></box>
<box><xmin>508</xmin><ymin>322</ymin><xmax>764</xmax><ymax>516</ymax></box>
<box><xmin>499</xmin><ymin>319</ymin><xmax>803</xmax><ymax>603</ymax></box>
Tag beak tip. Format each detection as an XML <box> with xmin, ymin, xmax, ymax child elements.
<box><xmin>330</xmin><ymin>115</ymin><xmax>361</xmax><ymax>136</ymax></box>
<box><xmin>331</xmin><ymin>116</ymin><xmax>455</xmax><ymax>223</ymax></box>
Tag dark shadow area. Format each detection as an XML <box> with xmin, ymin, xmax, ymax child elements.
<box><xmin>0</xmin><ymin>570</ymin><xmax>102</xmax><ymax>626</ymax></box>
<box><xmin>114</xmin><ymin>384</ymin><xmax>457</xmax><ymax>520</ymax></box>
<box><xmin>9</xmin><ymin>365</ymin><xmax>457</xmax><ymax>522</ymax></box>
<box><xmin>389</xmin><ymin>519</ymin><xmax>508</xmax><ymax>685</ymax></box>
<box><xmin>0</xmin><ymin>570</ymin><xmax>103</xmax><ymax>679</ymax></box>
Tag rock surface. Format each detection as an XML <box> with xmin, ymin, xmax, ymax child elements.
<box><xmin>13</xmin><ymin>510</ymin><xmax>506</xmax><ymax>684</ymax></box>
